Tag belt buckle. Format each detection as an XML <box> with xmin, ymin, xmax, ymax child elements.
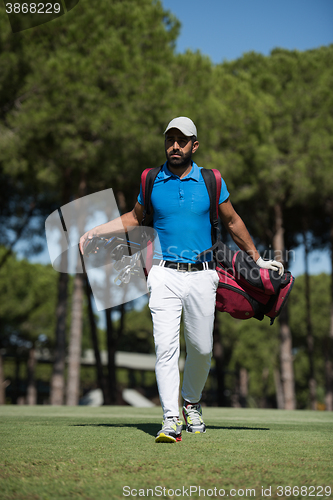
<box><xmin>177</xmin><ymin>262</ymin><xmax>190</xmax><ymax>272</ymax></box>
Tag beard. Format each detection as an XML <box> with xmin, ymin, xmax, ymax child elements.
<box><xmin>166</xmin><ymin>148</ymin><xmax>192</xmax><ymax>169</ymax></box>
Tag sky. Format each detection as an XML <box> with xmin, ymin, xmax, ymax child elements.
<box><xmin>161</xmin><ymin>0</ymin><xmax>333</xmax><ymax>64</ymax></box>
<box><xmin>160</xmin><ymin>0</ymin><xmax>333</xmax><ymax>276</ymax></box>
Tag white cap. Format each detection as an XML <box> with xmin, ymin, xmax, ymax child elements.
<box><xmin>164</xmin><ymin>116</ymin><xmax>197</xmax><ymax>137</ymax></box>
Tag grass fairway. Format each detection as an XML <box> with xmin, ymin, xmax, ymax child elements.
<box><xmin>0</xmin><ymin>406</ymin><xmax>332</xmax><ymax>500</ymax></box>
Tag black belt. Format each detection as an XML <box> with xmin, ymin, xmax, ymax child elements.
<box><xmin>152</xmin><ymin>260</ymin><xmax>216</xmax><ymax>272</ymax></box>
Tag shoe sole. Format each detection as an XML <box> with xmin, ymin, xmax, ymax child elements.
<box><xmin>186</xmin><ymin>428</ymin><xmax>206</xmax><ymax>434</ymax></box>
<box><xmin>155</xmin><ymin>433</ymin><xmax>182</xmax><ymax>443</ymax></box>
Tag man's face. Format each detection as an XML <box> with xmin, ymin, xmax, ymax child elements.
<box><xmin>165</xmin><ymin>128</ymin><xmax>198</xmax><ymax>168</ymax></box>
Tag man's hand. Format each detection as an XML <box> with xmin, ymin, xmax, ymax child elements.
<box><xmin>79</xmin><ymin>232</ymin><xmax>100</xmax><ymax>255</ymax></box>
<box><xmin>256</xmin><ymin>257</ymin><xmax>284</xmax><ymax>276</ymax></box>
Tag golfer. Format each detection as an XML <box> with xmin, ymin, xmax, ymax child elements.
<box><xmin>80</xmin><ymin>117</ymin><xmax>283</xmax><ymax>443</ymax></box>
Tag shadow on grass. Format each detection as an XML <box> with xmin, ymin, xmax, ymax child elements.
<box><xmin>72</xmin><ymin>423</ymin><xmax>270</xmax><ymax>438</ymax></box>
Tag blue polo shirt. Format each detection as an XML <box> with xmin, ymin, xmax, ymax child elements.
<box><xmin>137</xmin><ymin>162</ymin><xmax>229</xmax><ymax>263</ymax></box>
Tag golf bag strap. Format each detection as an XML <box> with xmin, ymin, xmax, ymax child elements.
<box><xmin>139</xmin><ymin>166</ymin><xmax>162</xmax><ymax>278</ymax></box>
<box><xmin>140</xmin><ymin>165</ymin><xmax>163</xmax><ymax>225</ymax></box>
<box><xmin>201</xmin><ymin>168</ymin><xmax>222</xmax><ymax>245</ymax></box>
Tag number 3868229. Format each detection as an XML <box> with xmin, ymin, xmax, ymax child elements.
<box><xmin>5</xmin><ymin>3</ymin><xmax>61</xmax><ymax>14</ymax></box>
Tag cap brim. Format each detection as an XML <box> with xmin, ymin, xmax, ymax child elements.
<box><xmin>164</xmin><ymin>126</ymin><xmax>194</xmax><ymax>137</ymax></box>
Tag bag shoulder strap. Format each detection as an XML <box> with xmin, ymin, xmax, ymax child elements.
<box><xmin>201</xmin><ymin>168</ymin><xmax>222</xmax><ymax>244</ymax></box>
<box><xmin>140</xmin><ymin>165</ymin><xmax>163</xmax><ymax>225</ymax></box>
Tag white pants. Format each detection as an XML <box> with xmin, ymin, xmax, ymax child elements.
<box><xmin>147</xmin><ymin>265</ymin><xmax>219</xmax><ymax>418</ymax></box>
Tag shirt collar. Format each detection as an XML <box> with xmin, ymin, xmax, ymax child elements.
<box><xmin>161</xmin><ymin>161</ymin><xmax>200</xmax><ymax>181</ymax></box>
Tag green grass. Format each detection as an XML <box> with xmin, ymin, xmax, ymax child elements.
<box><xmin>0</xmin><ymin>406</ymin><xmax>332</xmax><ymax>500</ymax></box>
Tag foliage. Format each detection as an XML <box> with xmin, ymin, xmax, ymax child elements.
<box><xmin>228</xmin><ymin>319</ymin><xmax>279</xmax><ymax>404</ymax></box>
<box><xmin>0</xmin><ymin>247</ymin><xmax>96</xmax><ymax>357</ymax></box>
<box><xmin>0</xmin><ymin>247</ymin><xmax>58</xmax><ymax>346</ymax></box>
<box><xmin>217</xmin><ymin>46</ymin><xmax>333</xmax><ymax>248</ymax></box>
<box><xmin>1</xmin><ymin>0</ymin><xmax>333</xmax><ymax>406</ymax></box>
<box><xmin>289</xmin><ymin>273</ymin><xmax>330</xmax><ymax>407</ymax></box>
<box><xmin>0</xmin><ymin>0</ymin><xmax>181</xmax><ymax>212</ymax></box>
<box><xmin>219</xmin><ymin>272</ymin><xmax>331</xmax><ymax>409</ymax></box>
<box><xmin>116</xmin><ymin>301</ymin><xmax>154</xmax><ymax>354</ymax></box>
<box><xmin>0</xmin><ymin>245</ymin><xmax>331</xmax><ymax>407</ymax></box>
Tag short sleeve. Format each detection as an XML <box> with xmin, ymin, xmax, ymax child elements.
<box><xmin>219</xmin><ymin>177</ymin><xmax>229</xmax><ymax>204</ymax></box>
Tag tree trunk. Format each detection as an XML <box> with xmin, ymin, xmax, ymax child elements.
<box><xmin>66</xmin><ymin>271</ymin><xmax>84</xmax><ymax>406</ymax></box>
<box><xmin>324</xmin><ymin>338</ymin><xmax>333</xmax><ymax>411</ymax></box>
<box><xmin>230</xmin><ymin>365</ymin><xmax>242</xmax><ymax>408</ymax></box>
<box><xmin>118</xmin><ymin>303</ymin><xmax>126</xmax><ymax>339</ymax></box>
<box><xmin>239</xmin><ymin>367</ymin><xmax>248</xmax><ymax>408</ymax></box>
<box><xmin>274</xmin><ymin>368</ymin><xmax>285</xmax><ymax>409</ymax></box>
<box><xmin>85</xmin><ymin>275</ymin><xmax>110</xmax><ymax>404</ymax></box>
<box><xmin>273</xmin><ymin>203</ymin><xmax>296</xmax><ymax>410</ymax></box>
<box><xmin>65</xmin><ymin>176</ymin><xmax>87</xmax><ymax>406</ymax></box>
<box><xmin>0</xmin><ymin>350</ymin><xmax>5</xmax><ymax>405</ymax></box>
<box><xmin>106</xmin><ymin>308</ymin><xmax>117</xmax><ymax>404</ymax></box>
<box><xmin>303</xmin><ymin>230</ymin><xmax>317</xmax><ymax>410</ymax></box>
<box><xmin>325</xmin><ymin>205</ymin><xmax>333</xmax><ymax>411</ymax></box>
<box><xmin>260</xmin><ymin>367</ymin><xmax>269</xmax><ymax>408</ymax></box>
<box><xmin>279</xmin><ymin>306</ymin><xmax>296</xmax><ymax>409</ymax></box>
<box><xmin>50</xmin><ymin>263</ymin><xmax>68</xmax><ymax>405</ymax></box>
<box><xmin>50</xmin><ymin>181</ymin><xmax>71</xmax><ymax>406</ymax></box>
<box><xmin>26</xmin><ymin>346</ymin><xmax>37</xmax><ymax>405</ymax></box>
<box><xmin>212</xmin><ymin>312</ymin><xmax>225</xmax><ymax>407</ymax></box>
<box><xmin>13</xmin><ymin>353</ymin><xmax>20</xmax><ymax>404</ymax></box>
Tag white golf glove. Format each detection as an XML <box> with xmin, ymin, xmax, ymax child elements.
<box><xmin>256</xmin><ymin>256</ymin><xmax>284</xmax><ymax>276</ymax></box>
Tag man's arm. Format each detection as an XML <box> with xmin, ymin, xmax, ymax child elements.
<box><xmin>79</xmin><ymin>202</ymin><xmax>144</xmax><ymax>255</ymax></box>
<box><xmin>218</xmin><ymin>198</ymin><xmax>260</xmax><ymax>261</ymax></box>
<box><xmin>218</xmin><ymin>198</ymin><xmax>284</xmax><ymax>275</ymax></box>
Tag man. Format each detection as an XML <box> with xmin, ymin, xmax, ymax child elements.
<box><xmin>80</xmin><ymin>116</ymin><xmax>283</xmax><ymax>443</ymax></box>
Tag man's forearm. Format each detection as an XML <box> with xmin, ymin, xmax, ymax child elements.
<box><xmin>80</xmin><ymin>203</ymin><xmax>144</xmax><ymax>254</ymax></box>
<box><xmin>227</xmin><ymin>216</ymin><xmax>260</xmax><ymax>262</ymax></box>
<box><xmin>93</xmin><ymin>210</ymin><xmax>140</xmax><ymax>239</ymax></box>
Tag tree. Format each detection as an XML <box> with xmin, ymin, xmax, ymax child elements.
<box><xmin>214</xmin><ymin>46</ymin><xmax>333</xmax><ymax>408</ymax></box>
<box><xmin>289</xmin><ymin>273</ymin><xmax>330</xmax><ymax>408</ymax></box>
<box><xmin>0</xmin><ymin>248</ymin><xmax>58</xmax><ymax>403</ymax></box>
<box><xmin>228</xmin><ymin>319</ymin><xmax>280</xmax><ymax>408</ymax></box>
<box><xmin>0</xmin><ymin>0</ymin><xmax>181</xmax><ymax>404</ymax></box>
